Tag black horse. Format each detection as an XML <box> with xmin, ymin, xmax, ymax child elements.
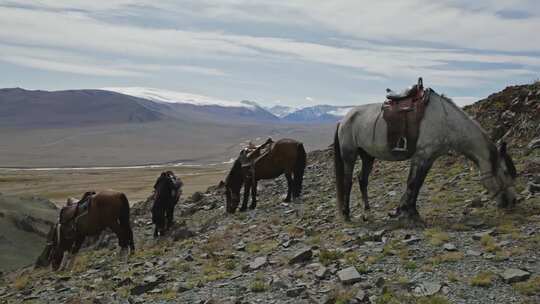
<box><xmin>152</xmin><ymin>171</ymin><xmax>183</xmax><ymax>237</ymax></box>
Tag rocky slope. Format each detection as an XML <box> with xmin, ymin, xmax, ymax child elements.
<box><xmin>0</xmin><ymin>194</ymin><xmax>58</xmax><ymax>272</ymax></box>
<box><xmin>463</xmin><ymin>81</ymin><xmax>540</xmax><ymax>146</ymax></box>
<box><xmin>1</xmin><ymin>83</ymin><xmax>540</xmax><ymax>303</ymax></box>
<box><xmin>1</xmin><ymin>144</ymin><xmax>539</xmax><ymax>303</ymax></box>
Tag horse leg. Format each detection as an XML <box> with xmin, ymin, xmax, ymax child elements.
<box><xmin>66</xmin><ymin>237</ymin><xmax>85</xmax><ymax>270</ymax></box>
<box><xmin>59</xmin><ymin>251</ymin><xmax>70</xmax><ymax>271</ymax></box>
<box><xmin>239</xmin><ymin>181</ymin><xmax>250</xmax><ymax>212</ymax></box>
<box><xmin>357</xmin><ymin>152</ymin><xmax>375</xmax><ymax>211</ymax></box>
<box><xmin>393</xmin><ymin>156</ymin><xmax>434</xmax><ymax>226</ymax></box>
<box><xmin>341</xmin><ymin>158</ymin><xmax>356</xmax><ymax>221</ymax></box>
<box><xmin>167</xmin><ymin>203</ymin><xmax>175</xmax><ymax>230</ymax></box>
<box><xmin>249</xmin><ymin>181</ymin><xmax>257</xmax><ymax>210</ymax></box>
<box><xmin>109</xmin><ymin>221</ymin><xmax>128</xmax><ymax>254</ymax></box>
<box><xmin>284</xmin><ymin>173</ymin><xmax>293</xmax><ymax>202</ymax></box>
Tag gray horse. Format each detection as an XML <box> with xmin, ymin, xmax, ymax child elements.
<box><xmin>334</xmin><ymin>87</ymin><xmax>517</xmax><ymax>224</ymax></box>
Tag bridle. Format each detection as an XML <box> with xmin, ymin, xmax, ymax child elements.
<box><xmin>478</xmin><ymin>170</ymin><xmax>511</xmax><ymax>200</ymax></box>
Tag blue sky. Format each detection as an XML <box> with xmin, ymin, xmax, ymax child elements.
<box><xmin>0</xmin><ymin>0</ymin><xmax>539</xmax><ymax>107</ymax></box>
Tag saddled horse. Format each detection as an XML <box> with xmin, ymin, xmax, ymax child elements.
<box><xmin>152</xmin><ymin>171</ymin><xmax>183</xmax><ymax>237</ymax></box>
<box><xmin>334</xmin><ymin>80</ymin><xmax>517</xmax><ymax>224</ymax></box>
<box><xmin>223</xmin><ymin>138</ymin><xmax>306</xmax><ymax>213</ymax></box>
<box><xmin>38</xmin><ymin>190</ymin><xmax>135</xmax><ymax>270</ymax></box>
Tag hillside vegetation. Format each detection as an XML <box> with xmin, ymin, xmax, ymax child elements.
<box><xmin>1</xmin><ymin>83</ymin><xmax>539</xmax><ymax>303</ymax></box>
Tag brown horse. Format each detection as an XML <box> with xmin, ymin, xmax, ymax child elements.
<box><xmin>222</xmin><ymin>138</ymin><xmax>306</xmax><ymax>213</ymax></box>
<box><xmin>39</xmin><ymin>190</ymin><xmax>134</xmax><ymax>270</ymax></box>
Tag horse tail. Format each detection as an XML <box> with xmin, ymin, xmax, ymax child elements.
<box><xmin>118</xmin><ymin>193</ymin><xmax>135</xmax><ymax>250</ymax></box>
<box><xmin>294</xmin><ymin>143</ymin><xmax>306</xmax><ymax>197</ymax></box>
<box><xmin>334</xmin><ymin>123</ymin><xmax>345</xmax><ymax>216</ymax></box>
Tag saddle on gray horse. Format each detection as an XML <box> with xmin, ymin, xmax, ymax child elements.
<box><xmin>382</xmin><ymin>77</ymin><xmax>428</xmax><ymax>155</ymax></box>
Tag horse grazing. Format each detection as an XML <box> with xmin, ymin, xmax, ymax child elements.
<box><xmin>152</xmin><ymin>171</ymin><xmax>183</xmax><ymax>237</ymax></box>
<box><xmin>223</xmin><ymin>138</ymin><xmax>306</xmax><ymax>213</ymax></box>
<box><xmin>334</xmin><ymin>79</ymin><xmax>517</xmax><ymax>224</ymax></box>
<box><xmin>40</xmin><ymin>190</ymin><xmax>134</xmax><ymax>270</ymax></box>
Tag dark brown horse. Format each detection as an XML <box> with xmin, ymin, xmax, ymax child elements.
<box><xmin>152</xmin><ymin>171</ymin><xmax>183</xmax><ymax>237</ymax></box>
<box><xmin>39</xmin><ymin>190</ymin><xmax>134</xmax><ymax>270</ymax></box>
<box><xmin>222</xmin><ymin>138</ymin><xmax>306</xmax><ymax>213</ymax></box>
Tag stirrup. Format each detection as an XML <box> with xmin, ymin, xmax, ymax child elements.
<box><xmin>393</xmin><ymin>137</ymin><xmax>408</xmax><ymax>152</ymax></box>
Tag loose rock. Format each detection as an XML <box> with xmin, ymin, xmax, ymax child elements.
<box><xmin>289</xmin><ymin>247</ymin><xmax>313</xmax><ymax>265</ymax></box>
<box><xmin>337</xmin><ymin>267</ymin><xmax>362</xmax><ymax>284</ymax></box>
<box><xmin>500</xmin><ymin>268</ymin><xmax>531</xmax><ymax>283</ymax></box>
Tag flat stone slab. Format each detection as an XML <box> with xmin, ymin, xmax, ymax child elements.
<box><xmin>466</xmin><ymin>249</ymin><xmax>482</xmax><ymax>257</ymax></box>
<box><xmin>315</xmin><ymin>266</ymin><xmax>328</xmax><ymax>279</ymax></box>
<box><xmin>500</xmin><ymin>268</ymin><xmax>531</xmax><ymax>283</ymax></box>
<box><xmin>337</xmin><ymin>266</ymin><xmax>362</xmax><ymax>284</ymax></box>
<box><xmin>443</xmin><ymin>243</ymin><xmax>457</xmax><ymax>251</ymax></box>
<box><xmin>249</xmin><ymin>256</ymin><xmax>268</xmax><ymax>270</ymax></box>
<box><xmin>414</xmin><ymin>282</ymin><xmax>441</xmax><ymax>297</ymax></box>
<box><xmin>472</xmin><ymin>229</ymin><xmax>496</xmax><ymax>241</ymax></box>
<box><xmin>289</xmin><ymin>247</ymin><xmax>313</xmax><ymax>265</ymax></box>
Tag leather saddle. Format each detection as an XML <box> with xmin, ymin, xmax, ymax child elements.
<box><xmin>382</xmin><ymin>78</ymin><xmax>429</xmax><ymax>156</ymax></box>
<box><xmin>70</xmin><ymin>191</ymin><xmax>95</xmax><ymax>221</ymax></box>
<box><xmin>239</xmin><ymin>138</ymin><xmax>274</xmax><ymax>181</ymax></box>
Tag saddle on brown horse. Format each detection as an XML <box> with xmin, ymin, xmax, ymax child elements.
<box><xmin>64</xmin><ymin>191</ymin><xmax>95</xmax><ymax>226</ymax></box>
<box><xmin>240</xmin><ymin>138</ymin><xmax>274</xmax><ymax>183</ymax></box>
<box><xmin>382</xmin><ymin>77</ymin><xmax>429</xmax><ymax>155</ymax></box>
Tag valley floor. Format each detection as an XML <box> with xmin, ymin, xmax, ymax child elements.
<box><xmin>0</xmin><ymin>165</ymin><xmax>228</xmax><ymax>205</ymax></box>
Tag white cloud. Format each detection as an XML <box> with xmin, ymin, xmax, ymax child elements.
<box><xmin>1</xmin><ymin>55</ymin><xmax>143</xmax><ymax>77</ymax></box>
<box><xmin>0</xmin><ymin>1</ymin><xmax>539</xmax><ymax>103</ymax></box>
<box><xmin>451</xmin><ymin>96</ymin><xmax>480</xmax><ymax>106</ymax></box>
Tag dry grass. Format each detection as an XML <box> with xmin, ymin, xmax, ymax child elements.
<box><xmin>470</xmin><ymin>272</ymin><xmax>496</xmax><ymax>287</ymax></box>
<box><xmin>424</xmin><ymin>228</ymin><xmax>450</xmax><ymax>246</ymax></box>
<box><xmin>329</xmin><ymin>286</ymin><xmax>358</xmax><ymax>304</ymax></box>
<box><xmin>513</xmin><ymin>276</ymin><xmax>540</xmax><ymax>296</ymax></box>
<box><xmin>480</xmin><ymin>235</ymin><xmax>500</xmax><ymax>253</ymax></box>
<box><xmin>13</xmin><ymin>274</ymin><xmax>29</xmax><ymax>290</ymax></box>
<box><xmin>429</xmin><ymin>252</ymin><xmax>464</xmax><ymax>265</ymax></box>
<box><xmin>319</xmin><ymin>249</ymin><xmax>344</xmax><ymax>266</ymax></box>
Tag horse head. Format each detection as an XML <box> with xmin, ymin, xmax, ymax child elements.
<box><xmin>482</xmin><ymin>142</ymin><xmax>518</xmax><ymax>208</ymax></box>
<box><xmin>48</xmin><ymin>207</ymin><xmax>77</xmax><ymax>270</ymax></box>
<box><xmin>35</xmin><ymin>224</ymin><xmax>56</xmax><ymax>268</ymax></box>
<box><xmin>224</xmin><ymin>158</ymin><xmax>244</xmax><ymax>213</ymax></box>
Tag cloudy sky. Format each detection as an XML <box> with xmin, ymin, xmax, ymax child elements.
<box><xmin>0</xmin><ymin>0</ymin><xmax>539</xmax><ymax>107</ymax></box>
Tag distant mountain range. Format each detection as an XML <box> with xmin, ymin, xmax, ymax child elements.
<box><xmin>0</xmin><ymin>87</ymin><xmax>353</xmax><ymax>128</ymax></box>
<box><xmin>0</xmin><ymin>87</ymin><xmax>341</xmax><ymax>166</ymax></box>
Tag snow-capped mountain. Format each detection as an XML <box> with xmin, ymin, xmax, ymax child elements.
<box><xmin>265</xmin><ymin>105</ymin><xmax>298</xmax><ymax>118</ymax></box>
<box><xmin>102</xmin><ymin>87</ymin><xmax>278</xmax><ymax>123</ymax></box>
<box><xmin>282</xmin><ymin>105</ymin><xmax>354</xmax><ymax>123</ymax></box>
<box><xmin>102</xmin><ymin>87</ymin><xmax>255</xmax><ymax>109</ymax></box>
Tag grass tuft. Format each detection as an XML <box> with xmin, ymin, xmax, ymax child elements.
<box><xmin>470</xmin><ymin>271</ymin><xmax>496</xmax><ymax>287</ymax></box>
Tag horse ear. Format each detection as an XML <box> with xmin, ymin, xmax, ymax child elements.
<box><xmin>499</xmin><ymin>142</ymin><xmax>508</xmax><ymax>156</ymax></box>
<box><xmin>218</xmin><ymin>181</ymin><xmax>225</xmax><ymax>188</ymax></box>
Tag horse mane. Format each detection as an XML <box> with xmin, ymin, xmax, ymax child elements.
<box><xmin>431</xmin><ymin>89</ymin><xmax>499</xmax><ymax>173</ymax></box>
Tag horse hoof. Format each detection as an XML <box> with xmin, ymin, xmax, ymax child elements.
<box><xmin>283</xmin><ymin>198</ymin><xmax>291</xmax><ymax>203</ymax></box>
<box><xmin>239</xmin><ymin>207</ymin><xmax>247</xmax><ymax>212</ymax></box>
<box><xmin>396</xmin><ymin>212</ymin><xmax>425</xmax><ymax>228</ymax></box>
<box><xmin>249</xmin><ymin>205</ymin><xmax>256</xmax><ymax>210</ymax></box>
